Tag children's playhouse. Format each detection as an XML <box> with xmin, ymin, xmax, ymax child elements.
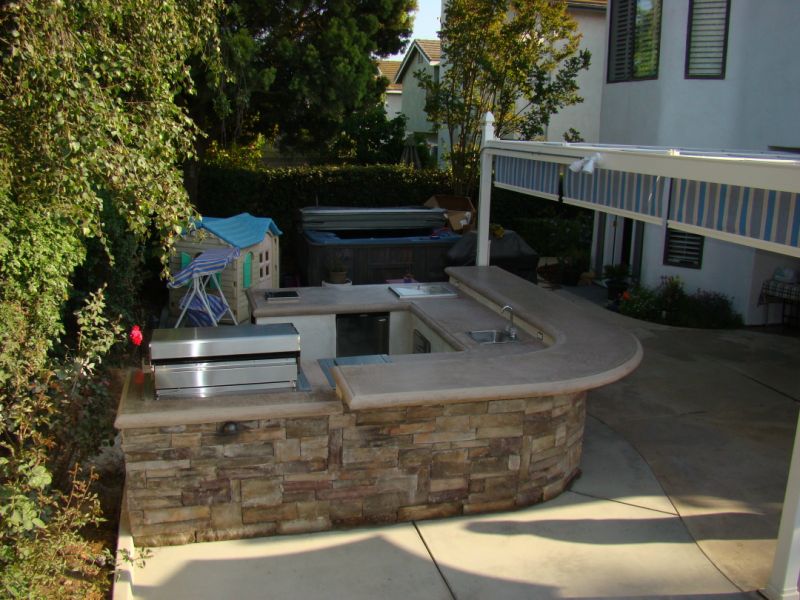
<box><xmin>169</xmin><ymin>213</ymin><xmax>282</xmax><ymax>323</ymax></box>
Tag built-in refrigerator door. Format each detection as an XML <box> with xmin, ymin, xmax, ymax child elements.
<box><xmin>336</xmin><ymin>312</ymin><xmax>390</xmax><ymax>357</ymax></box>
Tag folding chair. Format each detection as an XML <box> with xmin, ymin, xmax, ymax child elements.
<box><xmin>168</xmin><ymin>247</ymin><xmax>239</xmax><ymax>328</ymax></box>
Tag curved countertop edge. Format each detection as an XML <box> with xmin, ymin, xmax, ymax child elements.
<box><xmin>334</xmin><ymin>266</ymin><xmax>643</xmax><ymax>410</ymax></box>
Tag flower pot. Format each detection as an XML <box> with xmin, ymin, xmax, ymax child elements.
<box><xmin>327</xmin><ymin>270</ymin><xmax>348</xmax><ymax>285</ymax></box>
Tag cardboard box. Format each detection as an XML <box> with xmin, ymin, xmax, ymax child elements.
<box><xmin>424</xmin><ymin>195</ymin><xmax>476</xmax><ymax>232</ymax></box>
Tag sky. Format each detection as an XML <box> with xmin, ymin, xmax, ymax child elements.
<box><xmin>387</xmin><ymin>1</ymin><xmax>442</xmax><ymax>61</ymax></box>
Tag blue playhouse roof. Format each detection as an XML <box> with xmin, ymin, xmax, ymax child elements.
<box><xmin>199</xmin><ymin>213</ymin><xmax>282</xmax><ymax>249</ymax></box>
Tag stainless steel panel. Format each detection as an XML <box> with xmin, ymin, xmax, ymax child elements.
<box><xmin>154</xmin><ymin>357</ymin><xmax>298</xmax><ymax>391</ymax></box>
<box><xmin>150</xmin><ymin>324</ymin><xmax>299</xmax><ymax>361</ymax></box>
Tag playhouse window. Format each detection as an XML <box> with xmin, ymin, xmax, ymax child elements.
<box><xmin>243</xmin><ymin>252</ymin><xmax>253</xmax><ymax>289</ymax></box>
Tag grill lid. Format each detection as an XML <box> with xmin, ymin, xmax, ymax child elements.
<box><xmin>150</xmin><ymin>324</ymin><xmax>300</xmax><ymax>362</ymax></box>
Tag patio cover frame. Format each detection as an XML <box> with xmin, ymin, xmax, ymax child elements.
<box><xmin>475</xmin><ymin>113</ymin><xmax>800</xmax><ymax>600</ymax></box>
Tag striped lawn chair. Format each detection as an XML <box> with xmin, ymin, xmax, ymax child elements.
<box><xmin>168</xmin><ymin>247</ymin><xmax>239</xmax><ymax>328</ymax></box>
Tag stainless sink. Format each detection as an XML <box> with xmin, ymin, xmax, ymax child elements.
<box><xmin>389</xmin><ymin>283</ymin><xmax>458</xmax><ymax>299</ymax></box>
<box><xmin>468</xmin><ymin>329</ymin><xmax>519</xmax><ymax>344</ymax></box>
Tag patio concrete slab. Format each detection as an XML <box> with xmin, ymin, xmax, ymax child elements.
<box><xmin>131</xmin><ymin>523</ymin><xmax>451</xmax><ymax>600</ymax></box>
<box><xmin>416</xmin><ymin>491</ymin><xmax>749</xmax><ymax>599</ymax></box>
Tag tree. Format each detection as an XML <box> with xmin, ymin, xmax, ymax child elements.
<box><xmin>195</xmin><ymin>0</ymin><xmax>416</xmax><ymax>157</ymax></box>
<box><xmin>417</xmin><ymin>0</ymin><xmax>590</xmax><ymax>196</ymax></box>
<box><xmin>0</xmin><ymin>1</ymin><xmax>220</xmax><ymax>594</ymax></box>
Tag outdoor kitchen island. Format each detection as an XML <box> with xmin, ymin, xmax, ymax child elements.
<box><xmin>116</xmin><ymin>266</ymin><xmax>642</xmax><ymax>547</ymax></box>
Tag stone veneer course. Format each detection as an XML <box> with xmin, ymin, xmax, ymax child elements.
<box><xmin>122</xmin><ymin>392</ymin><xmax>585</xmax><ymax>547</ymax></box>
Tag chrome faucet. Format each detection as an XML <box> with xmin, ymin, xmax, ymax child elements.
<box><xmin>501</xmin><ymin>305</ymin><xmax>518</xmax><ymax>340</ymax></box>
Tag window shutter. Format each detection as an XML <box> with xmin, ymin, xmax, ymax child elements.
<box><xmin>608</xmin><ymin>0</ymin><xmax>635</xmax><ymax>82</ymax></box>
<box><xmin>686</xmin><ymin>0</ymin><xmax>730</xmax><ymax>78</ymax></box>
<box><xmin>664</xmin><ymin>230</ymin><xmax>704</xmax><ymax>268</ymax></box>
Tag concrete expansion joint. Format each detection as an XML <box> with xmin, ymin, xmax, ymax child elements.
<box><xmin>413</xmin><ymin>520</ymin><xmax>458</xmax><ymax>600</ymax></box>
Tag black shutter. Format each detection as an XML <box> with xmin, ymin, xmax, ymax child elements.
<box><xmin>685</xmin><ymin>0</ymin><xmax>730</xmax><ymax>79</ymax></box>
<box><xmin>664</xmin><ymin>229</ymin><xmax>704</xmax><ymax>269</ymax></box>
<box><xmin>608</xmin><ymin>0</ymin><xmax>635</xmax><ymax>82</ymax></box>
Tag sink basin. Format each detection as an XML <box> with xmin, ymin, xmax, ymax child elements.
<box><xmin>468</xmin><ymin>329</ymin><xmax>519</xmax><ymax>344</ymax></box>
<box><xmin>389</xmin><ymin>283</ymin><xmax>458</xmax><ymax>299</ymax></box>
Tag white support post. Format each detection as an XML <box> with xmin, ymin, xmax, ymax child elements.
<box><xmin>764</xmin><ymin>412</ymin><xmax>800</xmax><ymax>600</ymax></box>
<box><xmin>476</xmin><ymin>112</ymin><xmax>495</xmax><ymax>267</ymax></box>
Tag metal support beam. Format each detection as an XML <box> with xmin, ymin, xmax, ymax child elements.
<box><xmin>476</xmin><ymin>112</ymin><xmax>495</xmax><ymax>266</ymax></box>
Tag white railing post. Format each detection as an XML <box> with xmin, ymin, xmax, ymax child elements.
<box><xmin>764</xmin><ymin>412</ymin><xmax>800</xmax><ymax>600</ymax></box>
<box><xmin>476</xmin><ymin>112</ymin><xmax>495</xmax><ymax>266</ymax></box>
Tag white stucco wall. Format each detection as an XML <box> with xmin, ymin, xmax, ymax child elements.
<box><xmin>399</xmin><ymin>55</ymin><xmax>437</xmax><ymax>143</ymax></box>
<box><xmin>547</xmin><ymin>7</ymin><xmax>607</xmax><ymax>143</ymax></box>
<box><xmin>600</xmin><ymin>0</ymin><xmax>800</xmax><ymax>150</ymax></box>
<box><xmin>385</xmin><ymin>92</ymin><xmax>403</xmax><ymax>120</ymax></box>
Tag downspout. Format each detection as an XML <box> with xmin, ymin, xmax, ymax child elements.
<box><xmin>476</xmin><ymin>112</ymin><xmax>495</xmax><ymax>266</ymax></box>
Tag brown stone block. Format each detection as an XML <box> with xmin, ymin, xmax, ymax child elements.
<box><xmin>378</xmin><ymin>476</ymin><xmax>418</xmax><ymax>497</ymax></box>
<box><xmin>301</xmin><ymin>436</ymin><xmax>329</xmax><ymax>459</ymax></box>
<box><xmin>123</xmin><ymin>427</ymin><xmax>160</xmax><ymax>439</ymax></box>
<box><xmin>488</xmin><ymin>399</ymin><xmax>527</xmax><ymax>414</ymax></box>
<box><xmin>279</xmin><ymin>458</ymin><xmax>327</xmax><ymax>474</ymax></box>
<box><xmin>443</xmin><ymin>402</ymin><xmax>488</xmax><ymax>416</ymax></box>
<box><xmin>171</xmin><ymin>433</ymin><xmax>202</xmax><ymax>448</ymax></box>
<box><xmin>430</xmin><ymin>461</ymin><xmax>468</xmax><ymax>479</ymax></box>
<box><xmin>468</xmin><ymin>446</ymin><xmax>491</xmax><ymax>460</ymax></box>
<box><xmin>122</xmin><ymin>433</ymin><xmax>172</xmax><ymax>450</ymax></box>
<box><xmin>283</xmin><ymin>480</ymin><xmax>333</xmax><ymax>493</ymax></box>
<box><xmin>484</xmin><ymin>475</ymin><xmax>518</xmax><ymax>494</ymax></box>
<box><xmin>433</xmin><ymin>449</ymin><xmax>468</xmax><ymax>463</ymax></box>
<box><xmin>282</xmin><ymin>491</ymin><xmax>316</xmax><ymax>503</ymax></box>
<box><xmin>297</xmin><ymin>501</ymin><xmax>331</xmax><ymax>520</ymax></box>
<box><xmin>242</xmin><ymin>503</ymin><xmax>298</xmax><ymax>524</ymax></box>
<box><xmin>127</xmin><ymin>495</ymin><xmax>182</xmax><ymax>511</ymax></box>
<box><xmin>365</xmin><ymin>434</ymin><xmax>414</xmax><ymax>449</ymax></box>
<box><xmin>399</xmin><ymin>448</ymin><xmax>431</xmax><ymax>469</ymax></box>
<box><xmin>542</xmin><ymin>481</ymin><xmax>566</xmax><ymax>502</ymax></box>
<box><xmin>278</xmin><ymin>517</ymin><xmax>331</xmax><ymax>535</ymax></box>
<box><xmin>329</xmin><ymin>413</ymin><xmax>356</xmax><ymax>429</ymax></box>
<box><xmin>241</xmin><ymin>479</ymin><xmax>282</xmax><ymax>508</ymax></box>
<box><xmin>126</xmin><ymin>470</ymin><xmax>147</xmax><ymax>489</ymax></box>
<box><xmin>430</xmin><ymin>477</ymin><xmax>467</xmax><ymax>493</ymax></box>
<box><xmin>406</xmin><ymin>405</ymin><xmax>443</xmax><ymax>420</ymax></box>
<box><xmin>435</xmin><ymin>415</ymin><xmax>471</xmax><ymax>431</ymax></box>
<box><xmin>463</xmin><ymin>499</ymin><xmax>515</xmax><ymax>514</ymax></box>
<box><xmin>197</xmin><ymin>522</ymin><xmax>278</xmax><ymax>543</ymax></box>
<box><xmin>329</xmin><ymin>500</ymin><xmax>363</xmax><ymax>523</ymax></box>
<box><xmin>216</xmin><ymin>463</ymin><xmax>278</xmax><ymax>480</ymax></box>
<box><xmin>328</xmin><ymin>428</ymin><xmax>343</xmax><ymax>468</ymax></box>
<box><xmin>470</xmin><ymin>456</ymin><xmax>509</xmax><ymax>477</ymax></box>
<box><xmin>398</xmin><ymin>502</ymin><xmax>461</xmax><ymax>521</ymax></box>
<box><xmin>275</xmin><ymin>438</ymin><xmax>301</xmax><ymax>462</ymax></box>
<box><xmin>469</xmin><ymin>479</ymin><xmax>485</xmax><ymax>493</ymax></box>
<box><xmin>489</xmin><ymin>437</ymin><xmax>523</xmax><ymax>454</ymax></box>
<box><xmin>524</xmin><ymin>398</ymin><xmax>554</xmax><ymax>414</ymax></box>
<box><xmin>414</xmin><ymin>431</ymin><xmax>476</xmax><ymax>444</ymax></box>
<box><xmin>471</xmin><ymin>413</ymin><xmax>522</xmax><ymax>429</ymax></box>
<box><xmin>429</xmin><ymin>488</ymin><xmax>468</xmax><ymax>503</ymax></box>
<box><xmin>388</xmin><ymin>421</ymin><xmax>436</xmax><ymax>436</ymax></box>
<box><xmin>234</xmin><ymin>427</ymin><xmax>286</xmax><ymax>443</ymax></box>
<box><xmin>447</xmin><ymin>440</ymin><xmax>488</xmax><ymax>450</ymax></box>
<box><xmin>476</xmin><ymin>425</ymin><xmax>523</xmax><ymax>439</ymax></box>
<box><xmin>553</xmin><ymin>393</ymin><xmax>578</xmax><ymax>407</ymax></box>
<box><xmin>187</xmin><ymin>445</ymin><xmax>224</xmax><ymax>460</ymax></box>
<box><xmin>143</xmin><ymin>505</ymin><xmax>210</xmax><ymax>525</ymax></box>
<box><xmin>126</xmin><ymin>459</ymin><xmax>190</xmax><ymax>472</ymax></box>
<box><xmin>317</xmin><ymin>485</ymin><xmax>378</xmax><ymax>501</ymax></box>
<box><xmin>342</xmin><ymin>425</ymin><xmax>384</xmax><ymax>442</ymax></box>
<box><xmin>181</xmin><ymin>479</ymin><xmax>231</xmax><ymax>506</ymax></box>
<box><xmin>286</xmin><ymin>417</ymin><xmax>328</xmax><ymax>438</ymax></box>
<box><xmin>363</xmin><ymin>492</ymin><xmax>402</xmax><ymax>515</ymax></box>
<box><xmin>516</xmin><ymin>486</ymin><xmax>543</xmax><ymax>506</ymax></box>
<box><xmin>356</xmin><ymin>410</ymin><xmax>407</xmax><ymax>426</ymax></box>
<box><xmin>223</xmin><ymin>442</ymin><xmax>274</xmax><ymax>459</ymax></box>
<box><xmin>529</xmin><ymin>434</ymin><xmax>556</xmax><ymax>454</ymax></box>
<box><xmin>210</xmin><ymin>503</ymin><xmax>243</xmax><ymax>530</ymax></box>
<box><xmin>124</xmin><ymin>450</ymin><xmax>161</xmax><ymax>462</ymax></box>
<box><xmin>342</xmin><ymin>446</ymin><xmax>398</xmax><ymax>466</ymax></box>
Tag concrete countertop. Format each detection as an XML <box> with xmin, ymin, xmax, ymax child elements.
<box><xmin>250</xmin><ymin>266</ymin><xmax>642</xmax><ymax>410</ymax></box>
<box><xmin>116</xmin><ymin>266</ymin><xmax>641</xmax><ymax>428</ymax></box>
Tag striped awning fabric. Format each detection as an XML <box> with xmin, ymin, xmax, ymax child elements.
<box><xmin>168</xmin><ymin>247</ymin><xmax>240</xmax><ymax>288</ymax></box>
<box><xmin>669</xmin><ymin>179</ymin><xmax>800</xmax><ymax>250</ymax></box>
<box><xmin>494</xmin><ymin>157</ymin><xmax>561</xmax><ymax>199</ymax></box>
<box><xmin>563</xmin><ymin>168</ymin><xmax>666</xmax><ymax>224</ymax></box>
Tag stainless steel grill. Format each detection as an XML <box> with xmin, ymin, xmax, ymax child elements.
<box><xmin>150</xmin><ymin>324</ymin><xmax>300</xmax><ymax>398</ymax></box>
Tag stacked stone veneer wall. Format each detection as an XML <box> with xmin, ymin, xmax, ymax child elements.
<box><xmin>122</xmin><ymin>392</ymin><xmax>585</xmax><ymax>547</ymax></box>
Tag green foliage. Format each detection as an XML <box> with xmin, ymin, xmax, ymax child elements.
<box><xmin>417</xmin><ymin>0</ymin><xmax>590</xmax><ymax>195</ymax></box>
<box><xmin>194</xmin><ymin>0</ymin><xmax>416</xmax><ymax>156</ymax></box>
<box><xmin>327</xmin><ymin>108</ymin><xmax>407</xmax><ymax>165</ymax></box>
<box><xmin>620</xmin><ymin>277</ymin><xmax>743</xmax><ymax>329</ymax></box>
<box><xmin>0</xmin><ymin>0</ymin><xmax>221</xmax><ymax>595</ymax></box>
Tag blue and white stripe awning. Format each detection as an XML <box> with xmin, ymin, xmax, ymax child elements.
<box><xmin>495</xmin><ymin>157</ymin><xmax>561</xmax><ymax>200</ymax></box>
<box><xmin>168</xmin><ymin>247</ymin><xmax>240</xmax><ymax>289</ymax></box>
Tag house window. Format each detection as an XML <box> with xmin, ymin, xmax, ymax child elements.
<box><xmin>243</xmin><ymin>252</ymin><xmax>253</xmax><ymax>289</ymax></box>
<box><xmin>608</xmin><ymin>0</ymin><xmax>662</xmax><ymax>83</ymax></box>
<box><xmin>685</xmin><ymin>0</ymin><xmax>730</xmax><ymax>79</ymax></box>
<box><xmin>663</xmin><ymin>229</ymin><xmax>704</xmax><ymax>269</ymax></box>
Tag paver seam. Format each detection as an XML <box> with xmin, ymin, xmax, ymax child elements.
<box><xmin>568</xmin><ymin>489</ymin><xmax>678</xmax><ymax>516</ymax></box>
<box><xmin>588</xmin><ymin>413</ymin><xmax>752</xmax><ymax>595</ymax></box>
<box><xmin>412</xmin><ymin>520</ymin><xmax>458</xmax><ymax>600</ymax></box>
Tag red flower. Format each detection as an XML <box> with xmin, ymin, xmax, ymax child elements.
<box><xmin>130</xmin><ymin>325</ymin><xmax>143</xmax><ymax>346</ymax></box>
<box><xmin>621</xmin><ymin>291</ymin><xmax>631</xmax><ymax>301</ymax></box>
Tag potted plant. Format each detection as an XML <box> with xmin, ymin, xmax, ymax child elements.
<box><xmin>603</xmin><ymin>263</ymin><xmax>630</xmax><ymax>300</ymax></box>
<box><xmin>326</xmin><ymin>254</ymin><xmax>348</xmax><ymax>284</ymax></box>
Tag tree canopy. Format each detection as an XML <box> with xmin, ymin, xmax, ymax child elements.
<box><xmin>418</xmin><ymin>0</ymin><xmax>590</xmax><ymax>195</ymax></box>
<box><xmin>196</xmin><ymin>0</ymin><xmax>417</xmax><ymax>157</ymax></box>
